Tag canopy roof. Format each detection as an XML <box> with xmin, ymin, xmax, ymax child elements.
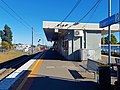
<box><xmin>43</xmin><ymin>21</ymin><xmax>119</xmax><ymax>41</ymax></box>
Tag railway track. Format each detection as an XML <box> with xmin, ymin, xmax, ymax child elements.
<box><xmin>0</xmin><ymin>52</ymin><xmax>41</xmax><ymax>81</ymax></box>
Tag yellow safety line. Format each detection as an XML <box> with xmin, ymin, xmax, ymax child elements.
<box><xmin>16</xmin><ymin>59</ymin><xmax>43</xmax><ymax>90</ymax></box>
<box><xmin>28</xmin><ymin>59</ymin><xmax>43</xmax><ymax>77</ymax></box>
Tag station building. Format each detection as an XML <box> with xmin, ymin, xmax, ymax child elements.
<box><xmin>43</xmin><ymin>21</ymin><xmax>119</xmax><ymax>61</ymax></box>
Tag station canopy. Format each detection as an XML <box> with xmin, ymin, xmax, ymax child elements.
<box><xmin>43</xmin><ymin>21</ymin><xmax>120</xmax><ymax>41</ymax></box>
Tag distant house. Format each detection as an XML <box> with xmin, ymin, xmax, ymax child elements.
<box><xmin>14</xmin><ymin>44</ymin><xmax>31</xmax><ymax>52</ymax></box>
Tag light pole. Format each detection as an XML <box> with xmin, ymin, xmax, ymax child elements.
<box><xmin>32</xmin><ymin>27</ymin><xmax>34</xmax><ymax>54</ymax></box>
<box><xmin>108</xmin><ymin>0</ymin><xmax>111</xmax><ymax>64</ymax></box>
<box><xmin>118</xmin><ymin>0</ymin><xmax>120</xmax><ymax>84</ymax></box>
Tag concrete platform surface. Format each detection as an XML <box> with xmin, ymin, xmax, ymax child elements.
<box><xmin>17</xmin><ymin>50</ymin><xmax>99</xmax><ymax>90</ymax></box>
<box><xmin>0</xmin><ymin>52</ymin><xmax>43</xmax><ymax>90</ymax></box>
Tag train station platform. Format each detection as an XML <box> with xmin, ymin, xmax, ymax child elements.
<box><xmin>14</xmin><ymin>49</ymin><xmax>98</xmax><ymax>90</ymax></box>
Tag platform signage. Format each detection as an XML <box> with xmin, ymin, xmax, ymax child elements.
<box><xmin>99</xmin><ymin>13</ymin><xmax>120</xmax><ymax>28</ymax></box>
<box><xmin>115</xmin><ymin>13</ymin><xmax>120</xmax><ymax>22</ymax></box>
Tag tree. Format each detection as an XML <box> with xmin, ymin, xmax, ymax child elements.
<box><xmin>101</xmin><ymin>34</ymin><xmax>117</xmax><ymax>44</ymax></box>
<box><xmin>0</xmin><ymin>25</ymin><xmax>13</xmax><ymax>45</ymax></box>
<box><xmin>104</xmin><ymin>37</ymin><xmax>108</xmax><ymax>44</ymax></box>
<box><xmin>0</xmin><ymin>30</ymin><xmax>3</xmax><ymax>37</ymax></box>
<box><xmin>101</xmin><ymin>37</ymin><xmax>105</xmax><ymax>44</ymax></box>
<box><xmin>111</xmin><ymin>34</ymin><xmax>117</xmax><ymax>44</ymax></box>
<box><xmin>1</xmin><ymin>41</ymin><xmax>11</xmax><ymax>50</ymax></box>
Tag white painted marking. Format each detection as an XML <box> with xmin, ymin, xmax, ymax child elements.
<box><xmin>46</xmin><ymin>66</ymin><xmax>55</xmax><ymax>69</ymax></box>
<box><xmin>7</xmin><ymin>53</ymin><xmax>42</xmax><ymax>78</ymax></box>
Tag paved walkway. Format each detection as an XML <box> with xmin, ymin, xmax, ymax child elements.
<box><xmin>17</xmin><ymin>50</ymin><xmax>99</xmax><ymax>90</ymax></box>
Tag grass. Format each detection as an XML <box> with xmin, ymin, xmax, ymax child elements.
<box><xmin>0</xmin><ymin>50</ymin><xmax>26</xmax><ymax>63</ymax></box>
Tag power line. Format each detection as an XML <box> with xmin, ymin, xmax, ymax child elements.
<box><xmin>77</xmin><ymin>0</ymin><xmax>101</xmax><ymax>22</ymax></box>
<box><xmin>81</xmin><ymin>0</ymin><xmax>102</xmax><ymax>29</ymax></box>
<box><xmin>62</xmin><ymin>0</ymin><xmax>82</xmax><ymax>22</ymax></box>
<box><xmin>55</xmin><ymin>0</ymin><xmax>82</xmax><ymax>27</ymax></box>
<box><xmin>0</xmin><ymin>4</ymin><xmax>29</xmax><ymax>29</ymax></box>
<box><xmin>67</xmin><ymin>0</ymin><xmax>102</xmax><ymax>29</ymax></box>
<box><xmin>0</xmin><ymin>0</ymin><xmax>31</xmax><ymax>28</ymax></box>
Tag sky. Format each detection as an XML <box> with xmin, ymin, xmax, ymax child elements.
<box><xmin>0</xmin><ymin>0</ymin><xmax>119</xmax><ymax>46</ymax></box>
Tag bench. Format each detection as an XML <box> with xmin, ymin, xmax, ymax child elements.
<box><xmin>80</xmin><ymin>59</ymin><xmax>104</xmax><ymax>79</ymax></box>
<box><xmin>110</xmin><ymin>58</ymin><xmax>120</xmax><ymax>71</ymax></box>
<box><xmin>115</xmin><ymin>58</ymin><xmax>120</xmax><ymax>64</ymax></box>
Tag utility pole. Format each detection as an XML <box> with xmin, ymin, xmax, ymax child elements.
<box><xmin>108</xmin><ymin>0</ymin><xmax>111</xmax><ymax>64</ymax></box>
<box><xmin>32</xmin><ymin>27</ymin><xmax>34</xmax><ymax>54</ymax></box>
<box><xmin>118</xmin><ymin>0</ymin><xmax>120</xmax><ymax>56</ymax></box>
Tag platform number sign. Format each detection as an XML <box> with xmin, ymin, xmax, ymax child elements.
<box><xmin>100</xmin><ymin>13</ymin><xmax>120</xmax><ymax>28</ymax></box>
<box><xmin>55</xmin><ymin>28</ymin><xmax>58</xmax><ymax>32</ymax></box>
<box><xmin>115</xmin><ymin>13</ymin><xmax>120</xmax><ymax>22</ymax></box>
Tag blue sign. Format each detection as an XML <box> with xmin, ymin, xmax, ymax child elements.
<box><xmin>115</xmin><ymin>13</ymin><xmax>120</xmax><ymax>22</ymax></box>
<box><xmin>99</xmin><ymin>13</ymin><xmax>120</xmax><ymax>28</ymax></box>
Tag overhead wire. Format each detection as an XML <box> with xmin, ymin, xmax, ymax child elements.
<box><xmin>61</xmin><ymin>0</ymin><xmax>82</xmax><ymax>22</ymax></box>
<box><xmin>60</xmin><ymin>0</ymin><xmax>102</xmax><ymax>37</ymax></box>
<box><xmin>55</xmin><ymin>0</ymin><xmax>82</xmax><ymax>27</ymax></box>
<box><xmin>0</xmin><ymin>0</ymin><xmax>31</xmax><ymax>29</ymax></box>
<box><xmin>77</xmin><ymin>0</ymin><xmax>101</xmax><ymax>22</ymax></box>
<box><xmin>67</xmin><ymin>0</ymin><xmax>102</xmax><ymax>29</ymax></box>
<box><xmin>0</xmin><ymin>4</ymin><xmax>29</xmax><ymax>29</ymax></box>
<box><xmin>81</xmin><ymin>0</ymin><xmax>103</xmax><ymax>59</ymax></box>
<box><xmin>81</xmin><ymin>0</ymin><xmax>102</xmax><ymax>29</ymax></box>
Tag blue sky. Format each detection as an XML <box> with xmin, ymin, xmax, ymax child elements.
<box><xmin>0</xmin><ymin>0</ymin><xmax>119</xmax><ymax>45</ymax></box>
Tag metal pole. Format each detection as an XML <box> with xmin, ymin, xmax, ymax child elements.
<box><xmin>32</xmin><ymin>27</ymin><xmax>33</xmax><ymax>54</ymax></box>
<box><xmin>118</xmin><ymin>0</ymin><xmax>120</xmax><ymax>84</ymax></box>
<box><xmin>118</xmin><ymin>0</ymin><xmax>120</xmax><ymax>53</ymax></box>
<box><xmin>108</xmin><ymin>0</ymin><xmax>111</xmax><ymax>64</ymax></box>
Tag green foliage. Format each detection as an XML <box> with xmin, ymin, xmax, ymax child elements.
<box><xmin>0</xmin><ymin>31</ymin><xmax>3</xmax><ymax>35</ymax></box>
<box><xmin>101</xmin><ymin>34</ymin><xmax>118</xmax><ymax>44</ymax></box>
<box><xmin>1</xmin><ymin>41</ymin><xmax>13</xmax><ymax>50</ymax></box>
<box><xmin>101</xmin><ymin>37</ymin><xmax>105</xmax><ymax>44</ymax></box>
<box><xmin>104</xmin><ymin>37</ymin><xmax>108</xmax><ymax>44</ymax></box>
<box><xmin>111</xmin><ymin>34</ymin><xmax>117</xmax><ymax>44</ymax></box>
<box><xmin>0</xmin><ymin>25</ymin><xmax>13</xmax><ymax>45</ymax></box>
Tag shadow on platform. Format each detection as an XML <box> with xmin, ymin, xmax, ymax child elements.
<box><xmin>40</xmin><ymin>50</ymin><xmax>67</xmax><ymax>60</ymax></box>
<box><xmin>40</xmin><ymin>50</ymin><xmax>80</xmax><ymax>62</ymax></box>
<box><xmin>22</xmin><ymin>75</ymin><xmax>99</xmax><ymax>90</ymax></box>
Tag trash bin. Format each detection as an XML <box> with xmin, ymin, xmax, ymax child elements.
<box><xmin>98</xmin><ymin>65</ymin><xmax>111</xmax><ymax>90</ymax></box>
<box><xmin>115</xmin><ymin>64</ymin><xmax>120</xmax><ymax>90</ymax></box>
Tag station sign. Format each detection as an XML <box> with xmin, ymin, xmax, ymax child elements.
<box><xmin>99</xmin><ymin>13</ymin><xmax>120</xmax><ymax>28</ymax></box>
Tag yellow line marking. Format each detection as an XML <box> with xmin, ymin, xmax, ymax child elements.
<box><xmin>28</xmin><ymin>59</ymin><xmax>43</xmax><ymax>77</ymax></box>
<box><xmin>16</xmin><ymin>59</ymin><xmax>43</xmax><ymax>90</ymax></box>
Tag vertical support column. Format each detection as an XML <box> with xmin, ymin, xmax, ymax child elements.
<box><xmin>118</xmin><ymin>0</ymin><xmax>120</xmax><ymax>83</ymax></box>
<box><xmin>108</xmin><ymin>0</ymin><xmax>111</xmax><ymax>64</ymax></box>
<box><xmin>82</xmin><ymin>31</ymin><xmax>84</xmax><ymax>49</ymax></box>
<box><xmin>84</xmin><ymin>31</ymin><xmax>87</xmax><ymax>49</ymax></box>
